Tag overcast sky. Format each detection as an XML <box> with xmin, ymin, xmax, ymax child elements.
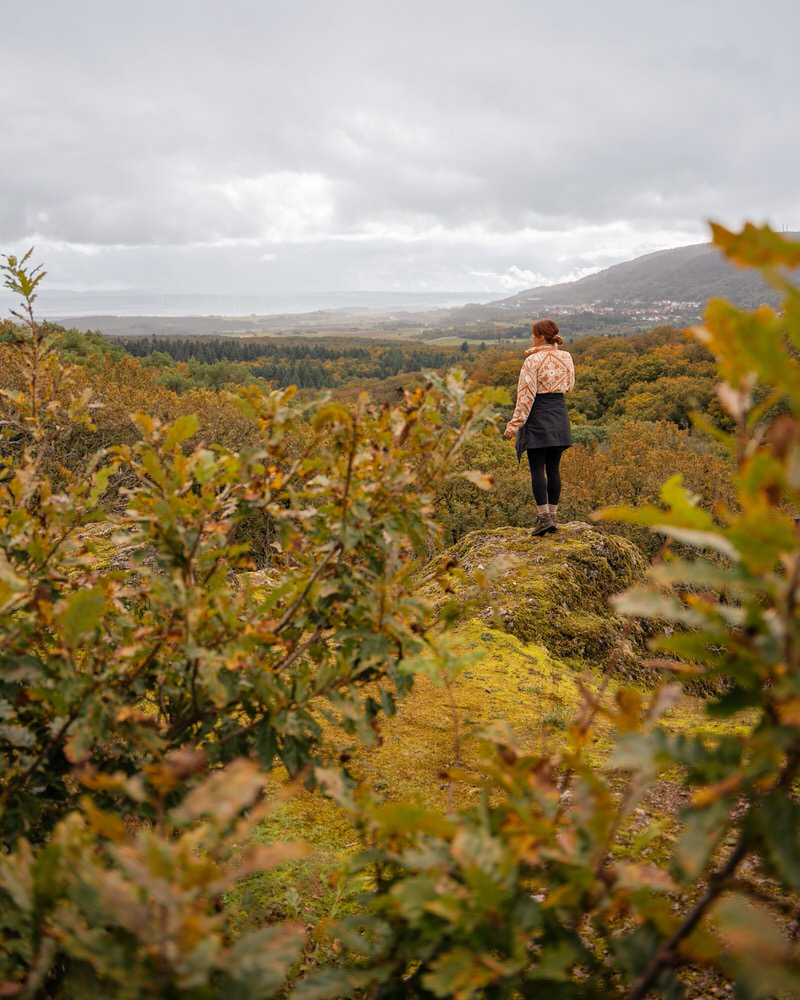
<box><xmin>1</xmin><ymin>0</ymin><xmax>798</xmax><ymax>302</ymax></box>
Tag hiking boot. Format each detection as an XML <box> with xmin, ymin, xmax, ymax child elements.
<box><xmin>531</xmin><ymin>513</ymin><xmax>556</xmax><ymax>537</ymax></box>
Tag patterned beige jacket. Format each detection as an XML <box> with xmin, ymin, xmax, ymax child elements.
<box><xmin>505</xmin><ymin>344</ymin><xmax>575</xmax><ymax>435</ymax></box>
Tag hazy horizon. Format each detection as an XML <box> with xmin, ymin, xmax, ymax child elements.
<box><xmin>0</xmin><ymin>288</ymin><xmax>503</xmax><ymax>320</ymax></box>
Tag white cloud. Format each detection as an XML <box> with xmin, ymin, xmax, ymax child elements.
<box><xmin>469</xmin><ymin>266</ymin><xmax>550</xmax><ymax>293</ymax></box>
<box><xmin>205</xmin><ymin>172</ymin><xmax>337</xmax><ymax>243</ymax></box>
<box><xmin>1</xmin><ymin>0</ymin><xmax>798</xmax><ymax>296</ymax></box>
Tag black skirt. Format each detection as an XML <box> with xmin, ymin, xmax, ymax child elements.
<box><xmin>515</xmin><ymin>393</ymin><xmax>572</xmax><ymax>461</ymax></box>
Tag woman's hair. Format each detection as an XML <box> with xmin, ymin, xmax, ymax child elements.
<box><xmin>532</xmin><ymin>318</ymin><xmax>563</xmax><ymax>345</ymax></box>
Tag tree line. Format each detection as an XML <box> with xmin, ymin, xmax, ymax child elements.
<box><xmin>117</xmin><ymin>334</ymin><xmax>461</xmax><ymax>388</ymax></box>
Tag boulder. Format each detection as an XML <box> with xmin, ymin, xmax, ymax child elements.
<box><xmin>418</xmin><ymin>522</ymin><xmax>653</xmax><ymax>678</ymax></box>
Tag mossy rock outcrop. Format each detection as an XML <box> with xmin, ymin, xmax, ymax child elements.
<box><xmin>418</xmin><ymin>522</ymin><xmax>652</xmax><ymax>677</ymax></box>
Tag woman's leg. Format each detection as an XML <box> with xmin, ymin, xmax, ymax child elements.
<box><xmin>526</xmin><ymin>449</ymin><xmax>548</xmax><ymax>506</ymax></box>
<box><xmin>527</xmin><ymin>450</ymin><xmax>556</xmax><ymax>535</ymax></box>
<box><xmin>543</xmin><ymin>447</ymin><xmax>564</xmax><ymax>505</ymax></box>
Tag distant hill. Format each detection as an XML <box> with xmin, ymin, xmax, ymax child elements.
<box><xmin>444</xmin><ymin>235</ymin><xmax>800</xmax><ymax>340</ymax></box>
<box><xmin>501</xmin><ymin>237</ymin><xmax>799</xmax><ymax>309</ymax></box>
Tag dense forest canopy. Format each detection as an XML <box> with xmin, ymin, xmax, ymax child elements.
<box><xmin>118</xmin><ymin>334</ymin><xmax>462</xmax><ymax>389</ymax></box>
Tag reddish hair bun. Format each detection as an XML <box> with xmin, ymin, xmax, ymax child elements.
<box><xmin>532</xmin><ymin>318</ymin><xmax>563</xmax><ymax>345</ymax></box>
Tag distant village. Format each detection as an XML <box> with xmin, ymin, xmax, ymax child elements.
<box><xmin>493</xmin><ymin>297</ymin><xmax>704</xmax><ymax>326</ymax></box>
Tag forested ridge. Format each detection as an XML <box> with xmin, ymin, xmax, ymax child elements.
<box><xmin>118</xmin><ymin>334</ymin><xmax>460</xmax><ymax>388</ymax></box>
<box><xmin>2</xmin><ymin>225</ymin><xmax>800</xmax><ymax>998</ymax></box>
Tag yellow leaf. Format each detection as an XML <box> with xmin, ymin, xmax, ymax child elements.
<box><xmin>691</xmin><ymin>773</ymin><xmax>743</xmax><ymax>808</ymax></box>
<box><xmin>459</xmin><ymin>470</ymin><xmax>495</xmax><ymax>490</ymax></box>
<box><xmin>615</xmin><ymin>688</ymin><xmax>643</xmax><ymax>732</ymax></box>
<box><xmin>614</xmin><ymin>862</ymin><xmax>676</xmax><ymax>892</ymax></box>
<box><xmin>80</xmin><ymin>797</ymin><xmax>128</xmax><ymax>843</ymax></box>
<box><xmin>776</xmin><ymin>697</ymin><xmax>800</xmax><ymax>726</ymax></box>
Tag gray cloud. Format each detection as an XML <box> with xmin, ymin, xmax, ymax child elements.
<box><xmin>2</xmin><ymin>0</ymin><xmax>798</xmax><ymax>296</ymax></box>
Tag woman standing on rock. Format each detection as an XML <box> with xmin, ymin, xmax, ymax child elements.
<box><xmin>503</xmin><ymin>318</ymin><xmax>575</xmax><ymax>536</ymax></box>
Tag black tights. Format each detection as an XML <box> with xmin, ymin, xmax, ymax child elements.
<box><xmin>526</xmin><ymin>447</ymin><xmax>564</xmax><ymax>506</ymax></box>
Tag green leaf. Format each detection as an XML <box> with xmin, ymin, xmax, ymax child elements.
<box><xmin>613</xmin><ymin>586</ymin><xmax>705</xmax><ymax>627</ymax></box>
<box><xmin>56</xmin><ymin>586</ymin><xmax>105</xmax><ymax>645</ymax></box>
<box><xmin>379</xmin><ymin>686</ymin><xmax>396</xmax><ymax>718</ymax></box>
<box><xmin>648</xmin><ymin>526</ymin><xmax>740</xmax><ymax>560</ymax></box>
<box><xmin>224</xmin><ymin>923</ymin><xmax>306</xmax><ymax>996</ymax></box>
<box><xmin>711</xmin><ymin>894</ymin><xmax>800</xmax><ymax>998</ymax></box>
<box><xmin>673</xmin><ymin>801</ymin><xmax>729</xmax><ymax>882</ymax></box>
<box><xmin>163</xmin><ymin>413</ymin><xmax>199</xmax><ymax>450</ymax></box>
<box><xmin>87</xmin><ymin>464</ymin><xmax>115</xmax><ymax>507</ymax></box>
<box><xmin>658</xmin><ymin>475</ymin><xmax>714</xmax><ymax>527</ymax></box>
<box><xmin>526</xmin><ymin>940</ymin><xmax>581</xmax><ymax>981</ymax></box>
<box><xmin>292</xmin><ymin>967</ymin><xmax>381</xmax><ymax>1000</ymax></box>
<box><xmin>253</xmin><ymin>722</ymin><xmax>277</xmax><ymax>769</ymax></box>
<box><xmin>422</xmin><ymin>946</ymin><xmax>522</xmax><ymax>998</ymax></box>
<box><xmin>756</xmin><ymin>793</ymin><xmax>800</xmax><ymax>889</ymax></box>
<box><xmin>630</xmin><ymin>819</ymin><xmax>669</xmax><ymax>857</ymax></box>
<box><xmin>0</xmin><ymin>840</ymin><xmax>34</xmax><ymax>911</ymax></box>
<box><xmin>608</xmin><ymin>732</ymin><xmax>660</xmax><ymax>778</ymax></box>
<box><xmin>371</xmin><ymin>802</ymin><xmax>456</xmax><ymax>839</ymax></box>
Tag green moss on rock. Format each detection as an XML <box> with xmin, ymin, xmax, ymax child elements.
<box><xmin>418</xmin><ymin>522</ymin><xmax>652</xmax><ymax>677</ymax></box>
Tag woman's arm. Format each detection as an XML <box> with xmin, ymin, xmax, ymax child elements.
<box><xmin>564</xmin><ymin>352</ymin><xmax>575</xmax><ymax>392</ymax></box>
<box><xmin>504</xmin><ymin>357</ymin><xmax>538</xmax><ymax>437</ymax></box>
